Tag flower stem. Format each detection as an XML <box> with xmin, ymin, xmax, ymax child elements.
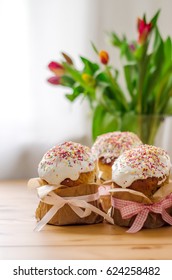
<box><xmin>105</xmin><ymin>67</ymin><xmax>129</xmax><ymax>111</ymax></box>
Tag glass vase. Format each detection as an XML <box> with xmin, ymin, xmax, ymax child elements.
<box><xmin>130</xmin><ymin>114</ymin><xmax>165</xmax><ymax>145</ymax></box>
<box><xmin>121</xmin><ymin>114</ymin><xmax>172</xmax><ymax>159</ymax></box>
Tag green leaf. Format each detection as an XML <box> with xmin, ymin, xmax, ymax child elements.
<box><xmin>80</xmin><ymin>56</ymin><xmax>99</xmax><ymax>74</ymax></box>
<box><xmin>109</xmin><ymin>32</ymin><xmax>122</xmax><ymax>48</ymax></box>
<box><xmin>142</xmin><ymin>42</ymin><xmax>164</xmax><ymax>111</ymax></box>
<box><xmin>60</xmin><ymin>75</ymin><xmax>75</xmax><ymax>87</ymax></box>
<box><xmin>92</xmin><ymin>105</ymin><xmax>121</xmax><ymax>140</ymax></box>
<box><xmin>104</xmin><ymin>67</ymin><xmax>129</xmax><ymax>111</ymax></box>
<box><xmin>164</xmin><ymin>97</ymin><xmax>172</xmax><ymax>114</ymax></box>
<box><xmin>150</xmin><ymin>10</ymin><xmax>160</xmax><ymax>27</ymax></box>
<box><xmin>120</xmin><ymin>41</ymin><xmax>135</xmax><ymax>61</ymax></box>
<box><xmin>65</xmin><ymin>85</ymin><xmax>84</xmax><ymax>102</ymax></box>
<box><xmin>124</xmin><ymin>63</ymin><xmax>137</xmax><ymax>98</ymax></box>
<box><xmin>64</xmin><ymin>63</ymin><xmax>83</xmax><ymax>83</ymax></box>
<box><xmin>162</xmin><ymin>37</ymin><xmax>172</xmax><ymax>74</ymax></box>
<box><xmin>94</xmin><ymin>70</ymin><xmax>108</xmax><ymax>83</ymax></box>
<box><xmin>143</xmin><ymin>14</ymin><xmax>146</xmax><ymax>22</ymax></box>
<box><xmin>95</xmin><ymin>84</ymin><xmax>121</xmax><ymax>112</ymax></box>
<box><xmin>153</xmin><ymin>26</ymin><xmax>162</xmax><ymax>51</ymax></box>
<box><xmin>156</xmin><ymin>76</ymin><xmax>172</xmax><ymax>113</ymax></box>
<box><xmin>164</xmin><ymin>37</ymin><xmax>172</xmax><ymax>60</ymax></box>
<box><xmin>91</xmin><ymin>41</ymin><xmax>99</xmax><ymax>54</ymax></box>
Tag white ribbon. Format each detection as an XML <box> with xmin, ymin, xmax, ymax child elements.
<box><xmin>34</xmin><ymin>187</ymin><xmax>114</xmax><ymax>231</ymax></box>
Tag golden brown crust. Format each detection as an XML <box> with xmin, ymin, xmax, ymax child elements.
<box><xmin>61</xmin><ymin>167</ymin><xmax>97</xmax><ymax>187</ymax></box>
<box><xmin>97</xmin><ymin>158</ymin><xmax>116</xmax><ymax>182</ymax></box>
<box><xmin>99</xmin><ymin>157</ymin><xmax>116</xmax><ymax>166</ymax></box>
<box><xmin>112</xmin><ymin>176</ymin><xmax>169</xmax><ymax>198</ymax></box>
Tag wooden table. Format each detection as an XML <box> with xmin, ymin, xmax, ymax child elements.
<box><xmin>1</xmin><ymin>180</ymin><xmax>172</xmax><ymax>260</ymax></box>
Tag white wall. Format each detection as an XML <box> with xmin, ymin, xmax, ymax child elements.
<box><xmin>28</xmin><ymin>0</ymin><xmax>103</xmax><ymax>145</ymax></box>
<box><xmin>0</xmin><ymin>0</ymin><xmax>102</xmax><ymax>179</ymax></box>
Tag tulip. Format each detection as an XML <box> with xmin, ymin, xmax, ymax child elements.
<box><xmin>137</xmin><ymin>18</ymin><xmax>152</xmax><ymax>44</ymax></box>
<box><xmin>129</xmin><ymin>43</ymin><xmax>136</xmax><ymax>52</ymax></box>
<box><xmin>99</xmin><ymin>50</ymin><xmax>109</xmax><ymax>65</ymax></box>
<box><xmin>47</xmin><ymin>76</ymin><xmax>61</xmax><ymax>85</ymax></box>
<box><xmin>48</xmin><ymin>61</ymin><xmax>65</xmax><ymax>76</ymax></box>
<box><xmin>82</xmin><ymin>73</ymin><xmax>95</xmax><ymax>87</ymax></box>
<box><xmin>61</xmin><ymin>52</ymin><xmax>73</xmax><ymax>65</ymax></box>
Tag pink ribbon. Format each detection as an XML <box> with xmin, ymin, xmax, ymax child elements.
<box><xmin>98</xmin><ymin>185</ymin><xmax>111</xmax><ymax>196</ymax></box>
<box><xmin>111</xmin><ymin>193</ymin><xmax>172</xmax><ymax>233</ymax></box>
<box><xmin>34</xmin><ymin>189</ymin><xmax>114</xmax><ymax>231</ymax></box>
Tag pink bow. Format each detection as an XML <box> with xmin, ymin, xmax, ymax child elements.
<box><xmin>111</xmin><ymin>193</ymin><xmax>172</xmax><ymax>233</ymax></box>
<box><xmin>98</xmin><ymin>185</ymin><xmax>111</xmax><ymax>196</ymax></box>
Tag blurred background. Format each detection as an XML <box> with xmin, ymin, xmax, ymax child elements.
<box><xmin>0</xmin><ymin>0</ymin><xmax>172</xmax><ymax>180</ymax></box>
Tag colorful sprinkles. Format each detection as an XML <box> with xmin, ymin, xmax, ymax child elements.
<box><xmin>112</xmin><ymin>144</ymin><xmax>171</xmax><ymax>187</ymax></box>
<box><xmin>91</xmin><ymin>131</ymin><xmax>142</xmax><ymax>162</ymax></box>
<box><xmin>38</xmin><ymin>141</ymin><xmax>95</xmax><ymax>185</ymax></box>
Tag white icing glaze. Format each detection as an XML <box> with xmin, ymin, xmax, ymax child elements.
<box><xmin>112</xmin><ymin>144</ymin><xmax>171</xmax><ymax>188</ymax></box>
<box><xmin>91</xmin><ymin>131</ymin><xmax>142</xmax><ymax>163</ymax></box>
<box><xmin>38</xmin><ymin>141</ymin><xmax>95</xmax><ymax>185</ymax></box>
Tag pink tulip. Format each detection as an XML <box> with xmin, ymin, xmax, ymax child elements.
<box><xmin>129</xmin><ymin>43</ymin><xmax>136</xmax><ymax>52</ymax></box>
<box><xmin>137</xmin><ymin>18</ymin><xmax>152</xmax><ymax>44</ymax></box>
<box><xmin>47</xmin><ymin>76</ymin><xmax>61</xmax><ymax>85</ymax></box>
<box><xmin>48</xmin><ymin>61</ymin><xmax>65</xmax><ymax>76</ymax></box>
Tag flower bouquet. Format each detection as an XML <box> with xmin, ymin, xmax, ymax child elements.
<box><xmin>47</xmin><ymin>10</ymin><xmax>172</xmax><ymax>144</ymax></box>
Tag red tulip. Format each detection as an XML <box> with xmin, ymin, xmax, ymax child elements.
<box><xmin>137</xmin><ymin>18</ymin><xmax>152</xmax><ymax>44</ymax></box>
<box><xmin>47</xmin><ymin>76</ymin><xmax>61</xmax><ymax>85</ymax></box>
<box><xmin>48</xmin><ymin>61</ymin><xmax>65</xmax><ymax>76</ymax></box>
<box><xmin>99</xmin><ymin>50</ymin><xmax>109</xmax><ymax>65</ymax></box>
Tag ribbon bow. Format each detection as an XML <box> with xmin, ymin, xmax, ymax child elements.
<box><xmin>98</xmin><ymin>185</ymin><xmax>111</xmax><ymax>196</ymax></box>
<box><xmin>111</xmin><ymin>193</ymin><xmax>172</xmax><ymax>233</ymax></box>
<box><xmin>34</xmin><ymin>187</ymin><xmax>114</xmax><ymax>231</ymax></box>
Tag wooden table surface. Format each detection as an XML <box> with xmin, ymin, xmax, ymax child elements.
<box><xmin>1</xmin><ymin>180</ymin><xmax>172</xmax><ymax>260</ymax></box>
